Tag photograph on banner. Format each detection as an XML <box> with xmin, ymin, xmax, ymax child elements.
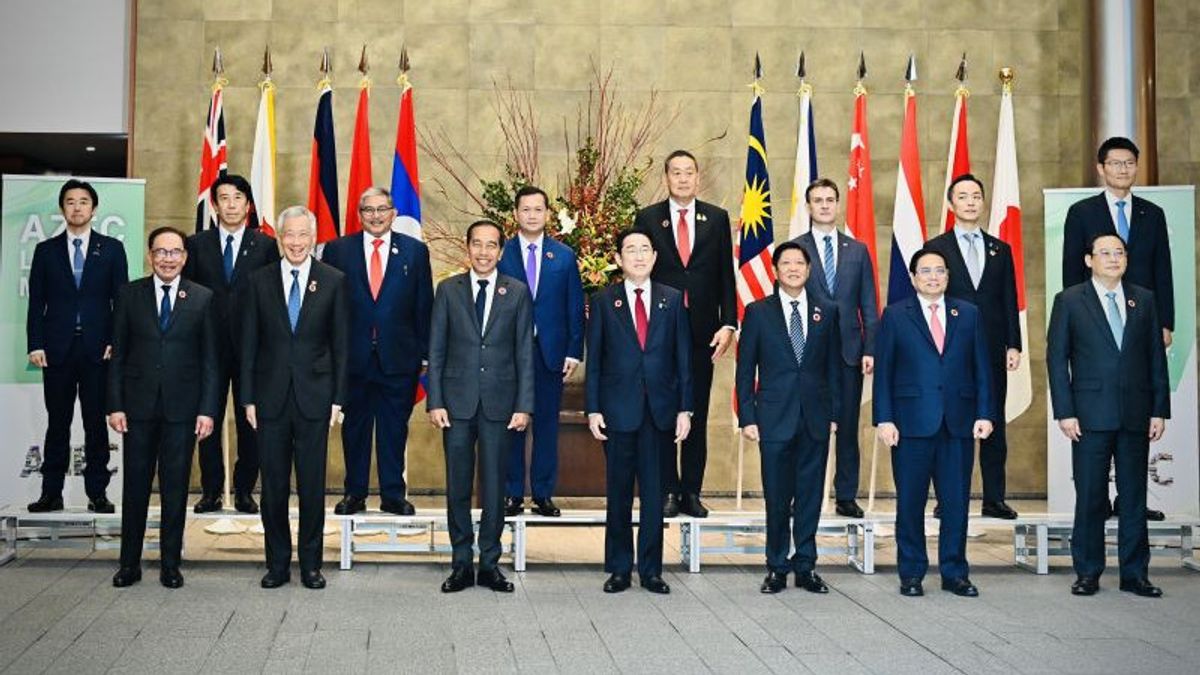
<box><xmin>0</xmin><ymin>174</ymin><xmax>145</xmax><ymax>507</ymax></box>
<box><xmin>1043</xmin><ymin>186</ymin><xmax>1197</xmax><ymax>518</ymax></box>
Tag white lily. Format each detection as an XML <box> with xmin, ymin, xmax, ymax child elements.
<box><xmin>557</xmin><ymin>207</ymin><xmax>577</xmax><ymax>235</ymax></box>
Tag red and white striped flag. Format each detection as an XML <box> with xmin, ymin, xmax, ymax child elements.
<box><xmin>939</xmin><ymin>86</ymin><xmax>970</xmax><ymax>233</ymax></box>
<box><xmin>195</xmin><ymin>84</ymin><xmax>227</xmax><ymax>232</ymax></box>
<box><xmin>990</xmin><ymin>79</ymin><xmax>1031</xmax><ymax>420</ymax></box>
<box><xmin>886</xmin><ymin>58</ymin><xmax>927</xmax><ymax>306</ymax></box>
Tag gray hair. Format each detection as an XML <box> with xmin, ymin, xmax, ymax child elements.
<box><xmin>357</xmin><ymin>186</ymin><xmax>394</xmax><ymax>210</ymax></box>
<box><xmin>276</xmin><ymin>205</ymin><xmax>318</xmax><ymax>239</ymax></box>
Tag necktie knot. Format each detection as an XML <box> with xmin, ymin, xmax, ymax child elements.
<box><xmin>163</xmin><ymin>283</ymin><xmax>171</xmax><ymax>294</ymax></box>
<box><xmin>635</xmin><ymin>288</ymin><xmax>643</xmax><ymax>298</ymax></box>
<box><xmin>790</xmin><ymin>300</ymin><xmax>799</xmax><ymax>310</ymax></box>
<box><xmin>226</xmin><ymin>233</ymin><xmax>234</xmax><ymax>246</ymax></box>
<box><xmin>73</xmin><ymin>239</ymin><xmax>82</xmax><ymax>250</ymax></box>
<box><xmin>291</xmin><ymin>269</ymin><xmax>299</xmax><ymax>281</ymax></box>
<box><xmin>1106</xmin><ymin>291</ymin><xmax>1116</xmax><ymax>302</ymax></box>
<box><xmin>930</xmin><ymin>302</ymin><xmax>939</xmax><ymax>313</ymax></box>
<box><xmin>478</xmin><ymin>279</ymin><xmax>489</xmax><ymax>290</ymax></box>
<box><xmin>528</xmin><ymin>243</ymin><xmax>536</xmax><ymax>252</ymax></box>
<box><xmin>1116</xmin><ymin>200</ymin><xmax>1126</xmax><ymax>209</ymax></box>
<box><xmin>372</xmin><ymin>238</ymin><xmax>384</xmax><ymax>250</ymax></box>
<box><xmin>679</xmin><ymin>208</ymin><xmax>688</xmax><ymax>218</ymax></box>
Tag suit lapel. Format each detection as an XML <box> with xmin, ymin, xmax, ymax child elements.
<box><xmin>942</xmin><ymin>299</ymin><xmax>961</xmax><ymax>354</ymax></box>
<box><xmin>653</xmin><ymin>202</ymin><xmax>686</xmax><ymax>270</ymax></box>
<box><xmin>232</xmin><ymin>230</ymin><xmax>257</xmax><ymax>283</ymax></box>
<box><xmin>1080</xmin><ymin>285</ymin><xmax>1120</xmax><ymax>351</ymax></box>
<box><xmin>52</xmin><ymin>234</ymin><xmax>74</xmax><ymax>284</ymax></box>
<box><xmin>294</xmin><ymin>261</ymin><xmax>323</xmax><ymax>333</ymax></box>
<box><xmin>142</xmin><ymin>280</ymin><xmax>160</xmax><ymax>333</ymax></box>
<box><xmin>483</xmin><ymin>276</ymin><xmax>512</xmax><ymax>338</ymax></box>
<box><xmin>459</xmin><ymin>275</ymin><xmax>482</xmax><ymax>336</ymax></box>
<box><xmin>765</xmin><ymin>294</ymin><xmax>800</xmax><ymax>370</ymax></box>
<box><xmin>378</xmin><ymin>233</ymin><xmax>409</xmax><ymax>299</ymax></box>
<box><xmin>800</xmin><ymin>233</ymin><xmax>831</xmax><ymax>297</ymax></box>
<box><xmin>78</xmin><ymin>235</ymin><xmax>104</xmax><ymax>288</ymax></box>
<box><xmin>163</xmin><ymin>279</ymin><xmax>191</xmax><ymax>334</ymax></box>
<box><xmin>272</xmin><ymin>262</ymin><xmax>293</xmax><ymax>333</ymax></box>
<box><xmin>610</xmin><ymin>285</ymin><xmax>640</xmax><ymax>347</ymax></box>
<box><xmin>904</xmin><ymin>297</ymin><xmax>940</xmax><ymax>353</ymax></box>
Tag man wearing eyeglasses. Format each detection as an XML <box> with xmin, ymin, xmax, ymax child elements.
<box><xmin>874</xmin><ymin>248</ymin><xmax>994</xmax><ymax>599</ymax></box>
<box><xmin>1061</xmin><ymin>136</ymin><xmax>1173</xmax><ymax>522</ymax></box>
<box><xmin>183</xmin><ymin>174</ymin><xmax>280</xmax><ymax>515</ymax></box>
<box><xmin>1047</xmin><ymin>234</ymin><xmax>1169</xmax><ymax>598</ymax></box>
<box><xmin>321</xmin><ymin>187</ymin><xmax>433</xmax><ymax>516</ymax></box>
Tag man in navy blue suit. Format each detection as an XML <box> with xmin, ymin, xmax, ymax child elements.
<box><xmin>321</xmin><ymin>186</ymin><xmax>433</xmax><ymax>516</ymax></box>
<box><xmin>1047</xmin><ymin>233</ymin><xmax>1169</xmax><ymax>598</ymax></box>
<box><xmin>873</xmin><ymin>248</ymin><xmax>994</xmax><ymax>598</ymax></box>
<box><xmin>736</xmin><ymin>241</ymin><xmax>841</xmax><ymax>594</ymax></box>
<box><xmin>26</xmin><ymin>179</ymin><xmax>129</xmax><ymax>513</ymax></box>
<box><xmin>586</xmin><ymin>229</ymin><xmax>692</xmax><ymax>595</ymax></box>
<box><xmin>498</xmin><ymin>186</ymin><xmax>585</xmax><ymax>517</ymax></box>
<box><xmin>792</xmin><ymin>178</ymin><xmax>878</xmax><ymax>518</ymax></box>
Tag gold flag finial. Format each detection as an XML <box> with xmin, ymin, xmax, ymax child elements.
<box><xmin>998</xmin><ymin>66</ymin><xmax>1015</xmax><ymax>93</ymax></box>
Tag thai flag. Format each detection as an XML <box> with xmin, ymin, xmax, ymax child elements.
<box><xmin>887</xmin><ymin>58</ymin><xmax>927</xmax><ymax>306</ymax></box>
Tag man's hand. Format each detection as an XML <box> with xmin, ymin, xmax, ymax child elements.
<box><xmin>429</xmin><ymin>408</ymin><xmax>451</xmax><ymax>429</ymax></box>
<box><xmin>861</xmin><ymin>355</ymin><xmax>874</xmax><ymax>376</ymax></box>
<box><xmin>562</xmin><ymin>357</ymin><xmax>580</xmax><ymax>382</ymax></box>
<box><xmin>1006</xmin><ymin>348</ymin><xmax>1021</xmax><ymax>371</ymax></box>
<box><xmin>1163</xmin><ymin>328</ymin><xmax>1173</xmax><ymax>347</ymax></box>
<box><xmin>588</xmin><ymin>413</ymin><xmax>608</xmax><ymax>441</ymax></box>
<box><xmin>877</xmin><ymin>422</ymin><xmax>899</xmax><ymax>447</ymax></box>
<box><xmin>674</xmin><ymin>412</ymin><xmax>692</xmax><ymax>444</ymax></box>
<box><xmin>103</xmin><ymin>345</ymin><xmax>113</xmax><ymax>361</ymax></box>
<box><xmin>507</xmin><ymin>412</ymin><xmax>530</xmax><ymax>431</ymax></box>
<box><xmin>108</xmin><ymin>411</ymin><xmax>128</xmax><ymax>434</ymax></box>
<box><xmin>195</xmin><ymin>415</ymin><xmax>214</xmax><ymax>440</ymax></box>
<box><xmin>741</xmin><ymin>424</ymin><xmax>760</xmax><ymax>442</ymax></box>
<box><xmin>330</xmin><ymin>404</ymin><xmax>343</xmax><ymax>428</ymax></box>
<box><xmin>973</xmin><ymin>419</ymin><xmax>994</xmax><ymax>440</ymax></box>
<box><xmin>710</xmin><ymin>328</ymin><xmax>735</xmax><ymax>360</ymax></box>
<box><xmin>245</xmin><ymin>404</ymin><xmax>257</xmax><ymax>430</ymax></box>
<box><xmin>28</xmin><ymin>350</ymin><xmax>47</xmax><ymax>368</ymax></box>
<box><xmin>1149</xmin><ymin>417</ymin><xmax>1166</xmax><ymax>442</ymax></box>
<box><xmin>1057</xmin><ymin>417</ymin><xmax>1081</xmax><ymax>442</ymax></box>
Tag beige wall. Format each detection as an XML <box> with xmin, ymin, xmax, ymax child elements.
<box><xmin>135</xmin><ymin>0</ymin><xmax>1200</xmax><ymax>497</ymax></box>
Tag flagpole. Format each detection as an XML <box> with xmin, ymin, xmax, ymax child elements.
<box><xmin>735</xmin><ymin>434</ymin><xmax>745</xmax><ymax>511</ymax></box>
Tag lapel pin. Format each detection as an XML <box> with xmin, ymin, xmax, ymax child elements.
<box><xmin>950</xmin><ymin>308</ymin><xmax>959</xmax><ymax>317</ymax></box>
<box><xmin>308</xmin><ymin>280</ymin><xmax>318</xmax><ymax>293</ymax></box>
<box><xmin>391</xmin><ymin>247</ymin><xmax>399</xmax><ymax>255</ymax></box>
<box><xmin>177</xmin><ymin>290</ymin><xmax>187</xmax><ymax>300</ymax></box>
<box><xmin>614</xmin><ymin>299</ymin><xmax>623</xmax><ymax>308</ymax></box>
<box><xmin>658</xmin><ymin>298</ymin><xmax>668</xmax><ymax>310</ymax></box>
<box><xmin>497</xmin><ymin>285</ymin><xmax>507</xmax><ymax>296</ymax></box>
<box><xmin>545</xmin><ymin>251</ymin><xmax>554</xmax><ymax>260</ymax></box>
<box><xmin>661</xmin><ymin>219</ymin><xmax>670</xmax><ymax>228</ymax></box>
<box><xmin>696</xmin><ymin>212</ymin><xmax>707</xmax><ymax>222</ymax></box>
<box><xmin>1127</xmin><ymin>299</ymin><xmax>1136</xmax><ymax>308</ymax></box>
<box><xmin>812</xmin><ymin>311</ymin><xmax>822</xmax><ymax>322</ymax></box>
<box><xmin>988</xmin><ymin>250</ymin><xmax>997</xmax><ymax>257</ymax></box>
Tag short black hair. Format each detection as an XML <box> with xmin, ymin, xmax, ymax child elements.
<box><xmin>465</xmin><ymin>220</ymin><xmax>504</xmax><ymax>246</ymax></box>
<box><xmin>58</xmin><ymin>179</ymin><xmax>99</xmax><ymax>209</ymax></box>
<box><xmin>805</xmin><ymin>177</ymin><xmax>840</xmax><ymax>203</ymax></box>
<box><xmin>772</xmin><ymin>240</ymin><xmax>810</xmax><ymax>267</ymax></box>
<box><xmin>514</xmin><ymin>185</ymin><xmax>550</xmax><ymax>209</ymax></box>
<box><xmin>1086</xmin><ymin>231</ymin><xmax>1125</xmax><ymax>255</ymax></box>
<box><xmin>908</xmin><ymin>247</ymin><xmax>947</xmax><ymax>274</ymax></box>
<box><xmin>946</xmin><ymin>173</ymin><xmax>985</xmax><ymax>202</ymax></box>
<box><xmin>211</xmin><ymin>174</ymin><xmax>254</xmax><ymax>201</ymax></box>
<box><xmin>1097</xmin><ymin>136</ymin><xmax>1139</xmax><ymax>164</ymax></box>
<box><xmin>616</xmin><ymin>228</ymin><xmax>653</xmax><ymax>253</ymax></box>
<box><xmin>663</xmin><ymin>149</ymin><xmax>698</xmax><ymax>173</ymax></box>
<box><xmin>147</xmin><ymin>225</ymin><xmax>187</xmax><ymax>251</ymax></box>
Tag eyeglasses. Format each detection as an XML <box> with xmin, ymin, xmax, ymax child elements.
<box><xmin>1093</xmin><ymin>248</ymin><xmax>1126</xmax><ymax>259</ymax></box>
<box><xmin>915</xmin><ymin>267</ymin><xmax>948</xmax><ymax>277</ymax></box>
<box><xmin>358</xmin><ymin>206</ymin><xmax>394</xmax><ymax>216</ymax></box>
<box><xmin>151</xmin><ymin>248</ymin><xmax>185</xmax><ymax>260</ymax></box>
<box><xmin>1103</xmin><ymin>160</ymin><xmax>1137</xmax><ymax>170</ymax></box>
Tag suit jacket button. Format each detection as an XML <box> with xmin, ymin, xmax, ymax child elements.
<box><xmin>480</xmin><ymin>367</ymin><xmax>486</xmax><ymax>372</ymax></box>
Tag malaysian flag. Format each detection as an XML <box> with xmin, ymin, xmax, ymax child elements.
<box><xmin>735</xmin><ymin>55</ymin><xmax>776</xmax><ymax>321</ymax></box>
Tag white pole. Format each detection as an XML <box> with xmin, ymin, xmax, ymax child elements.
<box><xmin>735</xmin><ymin>433</ymin><xmax>745</xmax><ymax>511</ymax></box>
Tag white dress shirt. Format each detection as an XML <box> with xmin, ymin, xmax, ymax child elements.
<box><xmin>470</xmin><ymin>269</ymin><xmax>498</xmax><ymax>330</ymax></box>
<box><xmin>280</xmin><ymin>256</ymin><xmax>313</xmax><ymax>305</ymax></box>
<box><xmin>1091</xmin><ymin>277</ymin><xmax>1127</xmax><ymax>324</ymax></box>
<box><xmin>668</xmin><ymin>198</ymin><xmax>696</xmax><ymax>260</ymax></box>
<box><xmin>363</xmin><ymin>229</ymin><xmax>392</xmax><ymax>273</ymax></box>
<box><xmin>623</xmin><ymin>278</ymin><xmax>651</xmax><ymax>326</ymax></box>
<box><xmin>154</xmin><ymin>275</ymin><xmax>180</xmax><ymax>317</ymax></box>
<box><xmin>811</xmin><ymin>226</ymin><xmax>839</xmax><ymax>273</ymax></box>
<box><xmin>919</xmin><ymin>294</ymin><xmax>947</xmax><ymax>335</ymax></box>
<box><xmin>517</xmin><ymin>232</ymin><xmax>544</xmax><ymax>297</ymax></box>
<box><xmin>778</xmin><ymin>287</ymin><xmax>809</xmax><ymax>338</ymax></box>
<box><xmin>218</xmin><ymin>223</ymin><xmax>246</xmax><ymax>261</ymax></box>
<box><xmin>955</xmin><ymin>225</ymin><xmax>986</xmax><ymax>273</ymax></box>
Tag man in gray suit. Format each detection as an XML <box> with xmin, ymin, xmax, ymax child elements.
<box><xmin>792</xmin><ymin>178</ymin><xmax>879</xmax><ymax>518</ymax></box>
<box><xmin>428</xmin><ymin>220</ymin><xmax>535</xmax><ymax>594</ymax></box>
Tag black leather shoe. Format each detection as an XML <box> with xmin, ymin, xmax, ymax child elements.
<box><xmin>835</xmin><ymin>500</ymin><xmax>864</xmax><ymax>518</ymax></box>
<box><xmin>112</xmin><ymin>566</ymin><xmax>141</xmax><ymax>587</ymax></box>
<box><xmin>333</xmin><ymin>495</ymin><xmax>366</xmax><ymax>515</ymax></box>
<box><xmin>640</xmin><ymin>575</ymin><xmax>670</xmax><ymax>594</ymax></box>
<box><xmin>681</xmin><ymin>494</ymin><xmax>709</xmax><ymax>518</ymax></box>
<box><xmin>532</xmin><ymin>498</ymin><xmax>561</xmax><ymax>517</ymax></box>
<box><xmin>441</xmin><ymin>567</ymin><xmax>475</xmax><ymax>593</ymax></box>
<box><xmin>260</xmin><ymin>570</ymin><xmax>291</xmax><ymax>589</ymax></box>
<box><xmin>193</xmin><ymin>493</ymin><xmax>222</xmax><ymax>514</ymax></box>
<box><xmin>795</xmin><ymin>571</ymin><xmax>829</xmax><ymax>594</ymax></box>
<box><xmin>87</xmin><ymin>496</ymin><xmax>115</xmax><ymax>513</ymax></box>
<box><xmin>982</xmin><ymin>501</ymin><xmax>1018</xmax><ymax>519</ymax></box>
<box><xmin>899</xmin><ymin>578</ymin><xmax>924</xmax><ymax>597</ymax></box>
<box><xmin>504</xmin><ymin>497</ymin><xmax>524</xmax><ymax>517</ymax></box>
<box><xmin>1146</xmin><ymin>508</ymin><xmax>1166</xmax><ymax>522</ymax></box>
<box><xmin>379</xmin><ymin>497</ymin><xmax>415</xmax><ymax>516</ymax></box>
<box><xmin>27</xmin><ymin>494</ymin><xmax>63</xmax><ymax>513</ymax></box>
<box><xmin>932</xmin><ymin>504</ymin><xmax>942</xmax><ymax>519</ymax></box>
<box><xmin>604</xmin><ymin>573</ymin><xmax>631</xmax><ymax>593</ymax></box>
<box><xmin>662</xmin><ymin>494</ymin><xmax>681</xmax><ymax>518</ymax></box>
<box><xmin>760</xmin><ymin>571</ymin><xmax>787</xmax><ymax>594</ymax></box>
<box><xmin>160</xmin><ymin>566</ymin><xmax>184</xmax><ymax>589</ymax></box>
<box><xmin>1119</xmin><ymin>577</ymin><xmax>1162</xmax><ymax>598</ymax></box>
<box><xmin>234</xmin><ymin>492</ymin><xmax>259</xmax><ymax>514</ymax></box>
<box><xmin>941</xmin><ymin>577</ymin><xmax>979</xmax><ymax>597</ymax></box>
<box><xmin>1071</xmin><ymin>575</ymin><xmax>1099</xmax><ymax>596</ymax></box>
<box><xmin>301</xmin><ymin>569</ymin><xmax>326</xmax><ymax>590</ymax></box>
<box><xmin>477</xmin><ymin>568</ymin><xmax>515</xmax><ymax>593</ymax></box>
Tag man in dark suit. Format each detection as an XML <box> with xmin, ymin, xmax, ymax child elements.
<box><xmin>428</xmin><ymin>221</ymin><xmax>534</xmax><ymax>594</ymax></box>
<box><xmin>874</xmin><ymin>248</ymin><xmax>994</xmax><ymax>598</ymax></box>
<box><xmin>793</xmin><ymin>178</ymin><xmax>878</xmax><ymax>518</ymax></box>
<box><xmin>1047</xmin><ymin>233</ymin><xmax>1169</xmax><ymax>598</ymax></box>
<box><xmin>586</xmin><ymin>229</ymin><xmax>692</xmax><ymax>595</ymax></box>
<box><xmin>321</xmin><ymin>186</ymin><xmax>433</xmax><ymax>516</ymax></box>
<box><xmin>26</xmin><ymin>179</ymin><xmax>129</xmax><ymax>513</ymax></box>
<box><xmin>241</xmin><ymin>206</ymin><xmax>349</xmax><ymax>590</ymax></box>
<box><xmin>634</xmin><ymin>150</ymin><xmax>736</xmax><ymax>518</ymax></box>
<box><xmin>924</xmin><ymin>174</ymin><xmax>1022</xmax><ymax>519</ymax></box>
<box><xmin>1062</xmin><ymin>136</ymin><xmax>1173</xmax><ymax>522</ymax></box>
<box><xmin>109</xmin><ymin>227</ymin><xmax>219</xmax><ymax>589</ymax></box>
<box><xmin>737</xmin><ymin>242</ymin><xmax>840</xmax><ymax>594</ymax></box>
<box><xmin>184</xmin><ymin>174</ymin><xmax>280</xmax><ymax>514</ymax></box>
<box><xmin>497</xmin><ymin>185</ymin><xmax>585</xmax><ymax>518</ymax></box>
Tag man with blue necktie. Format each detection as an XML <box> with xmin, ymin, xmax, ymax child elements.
<box><xmin>26</xmin><ymin>179</ymin><xmax>129</xmax><ymax>513</ymax></box>
<box><xmin>498</xmin><ymin>186</ymin><xmax>585</xmax><ymax>518</ymax></box>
